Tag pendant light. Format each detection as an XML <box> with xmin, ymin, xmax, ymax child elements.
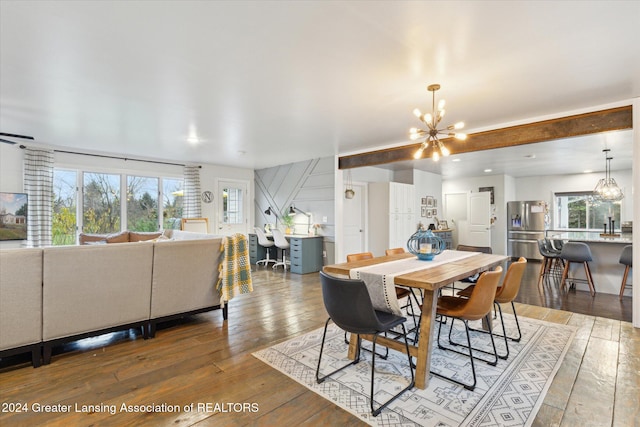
<box><xmin>593</xmin><ymin>149</ymin><xmax>624</xmax><ymax>202</ymax></box>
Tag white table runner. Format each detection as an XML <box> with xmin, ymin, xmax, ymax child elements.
<box><xmin>349</xmin><ymin>250</ymin><xmax>479</xmax><ymax>315</ymax></box>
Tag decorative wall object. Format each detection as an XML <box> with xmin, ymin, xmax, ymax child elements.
<box><xmin>479</xmin><ymin>186</ymin><xmax>495</xmax><ymax>204</ymax></box>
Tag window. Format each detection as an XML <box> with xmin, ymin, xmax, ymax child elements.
<box><xmin>83</xmin><ymin>172</ymin><xmax>121</xmax><ymax>234</ymax></box>
<box><xmin>162</xmin><ymin>178</ymin><xmax>183</xmax><ymax>229</ymax></box>
<box><xmin>53</xmin><ymin>168</ymin><xmax>183</xmax><ymax>238</ymax></box>
<box><xmin>555</xmin><ymin>192</ymin><xmax>621</xmax><ymax>231</ymax></box>
<box><xmin>52</xmin><ymin>169</ymin><xmax>77</xmax><ymax>245</ymax></box>
<box><xmin>223</xmin><ymin>187</ymin><xmax>243</xmax><ymax>224</ymax></box>
<box><xmin>127</xmin><ymin>176</ymin><xmax>159</xmax><ymax>231</ymax></box>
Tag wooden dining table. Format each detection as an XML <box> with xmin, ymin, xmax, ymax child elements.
<box><xmin>323</xmin><ymin>251</ymin><xmax>508</xmax><ymax>389</ymax></box>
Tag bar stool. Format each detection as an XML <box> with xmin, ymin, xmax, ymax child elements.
<box><xmin>254</xmin><ymin>228</ymin><xmax>276</xmax><ymax>267</ymax></box>
<box><xmin>271</xmin><ymin>229</ymin><xmax>290</xmax><ymax>271</ymax></box>
<box><xmin>560</xmin><ymin>242</ymin><xmax>595</xmax><ymax>297</ymax></box>
<box><xmin>537</xmin><ymin>238</ymin><xmax>563</xmax><ymax>287</ymax></box>
<box><xmin>619</xmin><ymin>245</ymin><xmax>632</xmax><ymax>299</ymax></box>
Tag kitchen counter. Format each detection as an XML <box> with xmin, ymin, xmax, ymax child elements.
<box><xmin>545</xmin><ymin>230</ymin><xmax>632</xmax><ymax>296</ymax></box>
<box><xmin>546</xmin><ymin>230</ymin><xmax>632</xmax><ymax>244</ymax></box>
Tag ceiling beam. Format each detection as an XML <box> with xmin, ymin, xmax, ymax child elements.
<box><xmin>338</xmin><ymin>105</ymin><xmax>632</xmax><ymax>169</ymax></box>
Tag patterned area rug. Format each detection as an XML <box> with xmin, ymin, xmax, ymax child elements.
<box><xmin>253</xmin><ymin>313</ymin><xmax>575</xmax><ymax>426</ymax></box>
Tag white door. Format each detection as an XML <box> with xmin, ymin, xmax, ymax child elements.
<box><xmin>467</xmin><ymin>191</ymin><xmax>492</xmax><ymax>247</ymax></box>
<box><xmin>443</xmin><ymin>192</ymin><xmax>468</xmax><ymax>247</ymax></box>
<box><xmin>217</xmin><ymin>179</ymin><xmax>249</xmax><ymax>236</ymax></box>
<box><xmin>343</xmin><ymin>182</ymin><xmax>367</xmax><ymax>256</ymax></box>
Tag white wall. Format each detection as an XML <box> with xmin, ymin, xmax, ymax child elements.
<box><xmin>413</xmin><ymin>169</ymin><xmax>443</xmax><ymax>229</ymax></box>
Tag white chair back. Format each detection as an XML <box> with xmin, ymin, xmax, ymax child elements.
<box><xmin>271</xmin><ymin>229</ymin><xmax>290</xmax><ymax>249</ymax></box>
<box><xmin>254</xmin><ymin>228</ymin><xmax>274</xmax><ymax>247</ymax></box>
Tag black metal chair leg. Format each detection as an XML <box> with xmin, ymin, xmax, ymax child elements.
<box><xmin>316</xmin><ymin>319</ymin><xmax>360</xmax><ymax>383</ymax></box>
<box><xmin>371</xmin><ymin>324</ymin><xmax>415</xmax><ymax>416</ymax></box>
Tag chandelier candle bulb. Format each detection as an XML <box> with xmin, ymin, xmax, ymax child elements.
<box><xmin>409</xmin><ymin>83</ymin><xmax>466</xmax><ymax>161</ymax></box>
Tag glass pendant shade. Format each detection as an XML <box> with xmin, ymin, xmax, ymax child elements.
<box><xmin>593</xmin><ymin>150</ymin><xmax>624</xmax><ymax>202</ymax></box>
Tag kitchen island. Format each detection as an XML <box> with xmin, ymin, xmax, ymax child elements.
<box><xmin>546</xmin><ymin>231</ymin><xmax>631</xmax><ymax>296</ymax></box>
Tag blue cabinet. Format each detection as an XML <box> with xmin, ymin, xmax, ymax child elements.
<box><xmin>289</xmin><ymin>236</ymin><xmax>323</xmax><ymax>274</ymax></box>
<box><xmin>249</xmin><ymin>234</ymin><xmax>323</xmax><ymax>274</ymax></box>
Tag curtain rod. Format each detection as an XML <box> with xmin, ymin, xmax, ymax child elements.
<box><xmin>19</xmin><ymin>145</ymin><xmax>201</xmax><ymax>168</ymax></box>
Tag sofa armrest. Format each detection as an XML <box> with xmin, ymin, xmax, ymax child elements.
<box><xmin>0</xmin><ymin>249</ymin><xmax>43</xmax><ymax>351</ymax></box>
<box><xmin>150</xmin><ymin>238</ymin><xmax>223</xmax><ymax>318</ymax></box>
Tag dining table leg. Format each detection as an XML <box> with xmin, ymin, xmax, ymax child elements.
<box><xmin>415</xmin><ymin>288</ymin><xmax>438</xmax><ymax>389</ymax></box>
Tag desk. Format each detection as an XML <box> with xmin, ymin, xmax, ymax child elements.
<box><xmin>323</xmin><ymin>251</ymin><xmax>508</xmax><ymax>389</ymax></box>
<box><xmin>249</xmin><ymin>233</ymin><xmax>323</xmax><ymax>274</ymax></box>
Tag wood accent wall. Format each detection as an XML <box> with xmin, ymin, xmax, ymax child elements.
<box><xmin>339</xmin><ymin>106</ymin><xmax>632</xmax><ymax>169</ymax></box>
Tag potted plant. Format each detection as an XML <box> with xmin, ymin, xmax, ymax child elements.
<box><xmin>281</xmin><ymin>214</ymin><xmax>295</xmax><ymax>235</ymax></box>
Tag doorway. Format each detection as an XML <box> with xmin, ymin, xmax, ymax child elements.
<box><xmin>217</xmin><ymin>179</ymin><xmax>249</xmax><ymax>236</ymax></box>
<box><xmin>343</xmin><ymin>182</ymin><xmax>367</xmax><ymax>256</ymax></box>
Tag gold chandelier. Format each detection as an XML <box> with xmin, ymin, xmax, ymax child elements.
<box><xmin>410</xmin><ymin>84</ymin><xmax>467</xmax><ymax>161</ymax></box>
<box><xmin>593</xmin><ymin>149</ymin><xmax>624</xmax><ymax>201</ymax></box>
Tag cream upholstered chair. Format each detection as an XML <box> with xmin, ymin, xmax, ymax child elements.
<box><xmin>181</xmin><ymin>217</ymin><xmax>209</xmax><ymax>233</ymax></box>
<box><xmin>254</xmin><ymin>228</ymin><xmax>276</xmax><ymax>267</ymax></box>
<box><xmin>271</xmin><ymin>229</ymin><xmax>290</xmax><ymax>271</ymax></box>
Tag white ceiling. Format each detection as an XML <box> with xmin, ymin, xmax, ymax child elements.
<box><xmin>1</xmin><ymin>1</ymin><xmax>638</xmax><ymax>175</ymax></box>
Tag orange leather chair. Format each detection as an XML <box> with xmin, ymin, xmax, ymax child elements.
<box><xmin>432</xmin><ymin>267</ymin><xmax>503</xmax><ymax>391</ymax></box>
<box><xmin>457</xmin><ymin>257</ymin><xmax>527</xmax><ymax>359</ymax></box>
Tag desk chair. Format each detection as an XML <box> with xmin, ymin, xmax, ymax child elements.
<box><xmin>619</xmin><ymin>245</ymin><xmax>632</xmax><ymax>299</ymax></box>
<box><xmin>433</xmin><ymin>267</ymin><xmax>503</xmax><ymax>391</ymax></box>
<box><xmin>457</xmin><ymin>257</ymin><xmax>527</xmax><ymax>359</ymax></box>
<box><xmin>271</xmin><ymin>229</ymin><xmax>290</xmax><ymax>271</ymax></box>
<box><xmin>316</xmin><ymin>271</ymin><xmax>414</xmax><ymax>417</ymax></box>
<box><xmin>254</xmin><ymin>228</ymin><xmax>276</xmax><ymax>267</ymax></box>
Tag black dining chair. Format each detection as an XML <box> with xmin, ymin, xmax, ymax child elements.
<box><xmin>316</xmin><ymin>271</ymin><xmax>415</xmax><ymax>417</ymax></box>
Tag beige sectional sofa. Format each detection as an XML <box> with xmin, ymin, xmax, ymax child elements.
<box><xmin>0</xmin><ymin>230</ymin><xmax>226</xmax><ymax>367</ymax></box>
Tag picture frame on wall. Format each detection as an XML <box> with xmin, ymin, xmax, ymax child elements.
<box><xmin>426</xmin><ymin>196</ymin><xmax>434</xmax><ymax>207</ymax></box>
<box><xmin>426</xmin><ymin>209</ymin><xmax>433</xmax><ymax>218</ymax></box>
<box><xmin>421</xmin><ymin>197</ymin><xmax>427</xmax><ymax>206</ymax></box>
<box><xmin>421</xmin><ymin>206</ymin><xmax>427</xmax><ymax>217</ymax></box>
<box><xmin>432</xmin><ymin>208</ymin><xmax>437</xmax><ymax>217</ymax></box>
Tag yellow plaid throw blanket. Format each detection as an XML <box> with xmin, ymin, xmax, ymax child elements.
<box><xmin>217</xmin><ymin>233</ymin><xmax>253</xmax><ymax>305</ymax></box>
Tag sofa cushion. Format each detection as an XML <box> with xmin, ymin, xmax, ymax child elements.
<box><xmin>129</xmin><ymin>231</ymin><xmax>163</xmax><ymax>242</ymax></box>
<box><xmin>105</xmin><ymin>231</ymin><xmax>130</xmax><ymax>243</ymax></box>
<box><xmin>42</xmin><ymin>243</ymin><xmax>154</xmax><ymax>341</ymax></box>
<box><xmin>79</xmin><ymin>233</ymin><xmax>109</xmax><ymax>245</ymax></box>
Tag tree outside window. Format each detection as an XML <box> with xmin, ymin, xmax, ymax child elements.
<box><xmin>83</xmin><ymin>172</ymin><xmax>121</xmax><ymax>234</ymax></box>
<box><xmin>52</xmin><ymin>169</ymin><xmax>77</xmax><ymax>245</ymax></box>
<box><xmin>555</xmin><ymin>192</ymin><xmax>621</xmax><ymax>231</ymax></box>
<box><xmin>127</xmin><ymin>176</ymin><xmax>159</xmax><ymax>232</ymax></box>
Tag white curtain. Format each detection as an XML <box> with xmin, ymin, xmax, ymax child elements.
<box><xmin>23</xmin><ymin>148</ymin><xmax>54</xmax><ymax>247</ymax></box>
<box><xmin>183</xmin><ymin>165</ymin><xmax>202</xmax><ymax>218</ymax></box>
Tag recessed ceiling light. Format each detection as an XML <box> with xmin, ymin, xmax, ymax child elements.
<box><xmin>484</xmin><ymin>169</ymin><xmax>492</xmax><ymax>173</ymax></box>
<box><xmin>452</xmin><ymin>158</ymin><xmax>461</xmax><ymax>162</ymax></box>
<box><xmin>187</xmin><ymin>136</ymin><xmax>199</xmax><ymax>144</ymax></box>
<box><xmin>583</xmin><ymin>169</ymin><xmax>593</xmax><ymax>173</ymax></box>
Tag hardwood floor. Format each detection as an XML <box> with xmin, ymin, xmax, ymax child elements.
<box><xmin>0</xmin><ymin>266</ymin><xmax>637</xmax><ymax>426</ymax></box>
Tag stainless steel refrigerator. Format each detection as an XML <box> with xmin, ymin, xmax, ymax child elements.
<box><xmin>507</xmin><ymin>201</ymin><xmax>547</xmax><ymax>260</ymax></box>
